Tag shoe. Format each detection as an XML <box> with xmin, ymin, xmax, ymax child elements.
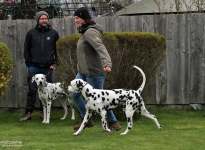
<box><xmin>109</xmin><ymin>121</ymin><xmax>121</xmax><ymax>131</ymax></box>
<box><xmin>20</xmin><ymin>112</ymin><xmax>31</xmax><ymax>121</ymax></box>
<box><xmin>40</xmin><ymin>111</ymin><xmax>43</xmax><ymax>119</ymax></box>
<box><xmin>73</xmin><ymin>119</ymin><xmax>95</xmax><ymax>131</ymax></box>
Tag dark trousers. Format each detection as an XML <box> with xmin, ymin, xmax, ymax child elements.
<box><xmin>25</xmin><ymin>66</ymin><xmax>52</xmax><ymax>113</ymax></box>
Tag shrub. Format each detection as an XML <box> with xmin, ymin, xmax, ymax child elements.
<box><xmin>57</xmin><ymin>32</ymin><xmax>166</xmax><ymax>120</ymax></box>
<box><xmin>0</xmin><ymin>43</ymin><xmax>13</xmax><ymax>96</ymax></box>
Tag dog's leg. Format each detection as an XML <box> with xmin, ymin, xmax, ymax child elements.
<box><xmin>100</xmin><ymin>110</ymin><xmax>111</xmax><ymax>132</ymax></box>
<box><xmin>67</xmin><ymin>96</ymin><xmax>75</xmax><ymax>120</ymax></box>
<box><xmin>59</xmin><ymin>98</ymin><xmax>68</xmax><ymax>120</ymax></box>
<box><xmin>120</xmin><ymin>105</ymin><xmax>135</xmax><ymax>135</ymax></box>
<box><xmin>67</xmin><ymin>97</ymin><xmax>75</xmax><ymax>120</ymax></box>
<box><xmin>41</xmin><ymin>100</ymin><xmax>47</xmax><ymax>123</ymax></box>
<box><xmin>73</xmin><ymin>110</ymin><xmax>92</xmax><ymax>136</ymax></box>
<box><xmin>71</xmin><ymin>106</ymin><xmax>75</xmax><ymax>120</ymax></box>
<box><xmin>139</xmin><ymin>102</ymin><xmax>162</xmax><ymax>130</ymax></box>
<box><xmin>45</xmin><ymin>101</ymin><xmax>52</xmax><ymax>124</ymax></box>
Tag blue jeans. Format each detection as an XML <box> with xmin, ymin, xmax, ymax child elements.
<box><xmin>69</xmin><ymin>73</ymin><xmax>117</xmax><ymax>123</ymax></box>
<box><xmin>25</xmin><ymin>65</ymin><xmax>52</xmax><ymax>113</ymax></box>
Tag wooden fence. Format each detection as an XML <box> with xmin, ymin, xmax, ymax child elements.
<box><xmin>0</xmin><ymin>13</ymin><xmax>205</xmax><ymax>108</ymax></box>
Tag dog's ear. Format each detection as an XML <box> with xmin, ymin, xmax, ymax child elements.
<box><xmin>44</xmin><ymin>75</ymin><xmax>47</xmax><ymax>80</ymax></box>
<box><xmin>40</xmin><ymin>74</ymin><xmax>47</xmax><ymax>87</ymax></box>
<box><xmin>76</xmin><ymin>79</ymin><xmax>85</xmax><ymax>90</ymax></box>
<box><xmin>31</xmin><ymin>75</ymin><xmax>35</xmax><ymax>83</ymax></box>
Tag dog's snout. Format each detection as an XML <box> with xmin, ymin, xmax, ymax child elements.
<box><xmin>39</xmin><ymin>81</ymin><xmax>43</xmax><ymax>85</ymax></box>
<box><xmin>67</xmin><ymin>86</ymin><xmax>71</xmax><ymax>93</ymax></box>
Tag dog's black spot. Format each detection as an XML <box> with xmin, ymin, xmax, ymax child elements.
<box><xmin>127</xmin><ymin>117</ymin><xmax>131</xmax><ymax>122</ymax></box>
<box><xmin>134</xmin><ymin>92</ymin><xmax>140</xmax><ymax>100</ymax></box>
<box><xmin>85</xmin><ymin>92</ymin><xmax>92</xmax><ymax>98</ymax></box>
<box><xmin>101</xmin><ymin>91</ymin><xmax>105</xmax><ymax>95</ymax></box>
<box><xmin>138</xmin><ymin>103</ymin><xmax>142</xmax><ymax>107</ymax></box>
<box><xmin>105</xmin><ymin>91</ymin><xmax>109</xmax><ymax>95</ymax></box>
<box><xmin>128</xmin><ymin>96</ymin><xmax>134</xmax><ymax>100</ymax></box>
<box><xmin>102</xmin><ymin>97</ymin><xmax>105</xmax><ymax>102</ymax></box>
<box><xmin>110</xmin><ymin>99</ymin><xmax>118</xmax><ymax>106</ymax></box>
<box><xmin>128</xmin><ymin>127</ymin><xmax>132</xmax><ymax>130</ymax></box>
<box><xmin>119</xmin><ymin>95</ymin><xmax>126</xmax><ymax>99</ymax></box>
<box><xmin>88</xmin><ymin>110</ymin><xmax>92</xmax><ymax>114</ymax></box>
<box><xmin>103</xmin><ymin>106</ymin><xmax>109</xmax><ymax>110</ymax></box>
<box><xmin>132</xmin><ymin>102</ymin><xmax>137</xmax><ymax>110</ymax></box>
<box><xmin>97</xmin><ymin>94</ymin><xmax>100</xmax><ymax>98</ymax></box>
<box><xmin>113</xmin><ymin>90</ymin><xmax>120</xmax><ymax>94</ymax></box>
<box><xmin>98</xmin><ymin>108</ymin><xmax>101</xmax><ymax>113</ymax></box>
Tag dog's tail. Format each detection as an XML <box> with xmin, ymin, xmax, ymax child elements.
<box><xmin>133</xmin><ymin>66</ymin><xmax>146</xmax><ymax>94</ymax></box>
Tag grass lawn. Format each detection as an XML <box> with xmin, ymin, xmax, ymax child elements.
<box><xmin>0</xmin><ymin>108</ymin><xmax>205</xmax><ymax>150</ymax></box>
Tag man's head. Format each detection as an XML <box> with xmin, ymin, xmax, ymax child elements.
<box><xmin>74</xmin><ymin>7</ymin><xmax>91</xmax><ymax>28</ymax></box>
<box><xmin>36</xmin><ymin>11</ymin><xmax>49</xmax><ymax>27</ymax></box>
<box><xmin>74</xmin><ymin>7</ymin><xmax>91</xmax><ymax>20</ymax></box>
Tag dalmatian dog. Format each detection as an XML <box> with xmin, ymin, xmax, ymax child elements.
<box><xmin>68</xmin><ymin>66</ymin><xmax>162</xmax><ymax>135</ymax></box>
<box><xmin>32</xmin><ymin>74</ymin><xmax>75</xmax><ymax>124</ymax></box>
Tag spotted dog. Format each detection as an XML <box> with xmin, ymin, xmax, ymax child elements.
<box><xmin>32</xmin><ymin>74</ymin><xmax>75</xmax><ymax>124</ymax></box>
<box><xmin>68</xmin><ymin>66</ymin><xmax>162</xmax><ymax>135</ymax></box>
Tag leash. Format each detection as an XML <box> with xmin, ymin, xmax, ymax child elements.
<box><xmin>46</xmin><ymin>68</ymin><xmax>58</xmax><ymax>77</ymax></box>
<box><xmin>46</xmin><ymin>69</ymin><xmax>53</xmax><ymax>77</ymax></box>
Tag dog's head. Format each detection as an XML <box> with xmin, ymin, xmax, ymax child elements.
<box><xmin>67</xmin><ymin>79</ymin><xmax>87</xmax><ymax>93</ymax></box>
<box><xmin>32</xmin><ymin>74</ymin><xmax>47</xmax><ymax>86</ymax></box>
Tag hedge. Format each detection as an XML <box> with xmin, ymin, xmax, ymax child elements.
<box><xmin>57</xmin><ymin>32</ymin><xmax>166</xmax><ymax>120</ymax></box>
<box><xmin>0</xmin><ymin>43</ymin><xmax>13</xmax><ymax>96</ymax></box>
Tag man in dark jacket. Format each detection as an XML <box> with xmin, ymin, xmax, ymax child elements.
<box><xmin>20</xmin><ymin>11</ymin><xmax>59</xmax><ymax>121</ymax></box>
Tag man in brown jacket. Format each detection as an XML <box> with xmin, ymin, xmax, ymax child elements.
<box><xmin>70</xmin><ymin>7</ymin><xmax>121</xmax><ymax>131</ymax></box>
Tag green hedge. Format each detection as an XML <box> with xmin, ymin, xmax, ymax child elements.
<box><xmin>57</xmin><ymin>32</ymin><xmax>166</xmax><ymax>120</ymax></box>
<box><xmin>0</xmin><ymin>43</ymin><xmax>13</xmax><ymax>96</ymax></box>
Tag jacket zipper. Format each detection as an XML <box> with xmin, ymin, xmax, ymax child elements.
<box><xmin>41</xmin><ymin>32</ymin><xmax>44</xmax><ymax>67</ymax></box>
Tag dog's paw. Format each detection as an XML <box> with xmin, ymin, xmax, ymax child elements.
<box><xmin>158</xmin><ymin>126</ymin><xmax>162</xmax><ymax>130</ymax></box>
<box><xmin>45</xmin><ymin>121</ymin><xmax>49</xmax><ymax>124</ymax></box>
<box><xmin>104</xmin><ymin>129</ymin><xmax>111</xmax><ymax>132</ymax></box>
<box><xmin>60</xmin><ymin>118</ymin><xmax>65</xmax><ymax>120</ymax></box>
<box><xmin>73</xmin><ymin>132</ymin><xmax>79</xmax><ymax>136</ymax></box>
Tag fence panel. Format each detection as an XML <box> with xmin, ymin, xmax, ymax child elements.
<box><xmin>1</xmin><ymin>14</ymin><xmax>205</xmax><ymax>108</ymax></box>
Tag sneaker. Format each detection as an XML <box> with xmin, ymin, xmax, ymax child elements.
<box><xmin>20</xmin><ymin>112</ymin><xmax>31</xmax><ymax>121</ymax></box>
<box><xmin>40</xmin><ymin>111</ymin><xmax>43</xmax><ymax>120</ymax></box>
<box><xmin>73</xmin><ymin>119</ymin><xmax>95</xmax><ymax>131</ymax></box>
<box><xmin>109</xmin><ymin>121</ymin><xmax>121</xmax><ymax>131</ymax></box>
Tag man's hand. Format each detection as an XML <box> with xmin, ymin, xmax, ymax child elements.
<box><xmin>50</xmin><ymin>65</ymin><xmax>56</xmax><ymax>70</ymax></box>
<box><xmin>104</xmin><ymin>66</ymin><xmax>111</xmax><ymax>72</ymax></box>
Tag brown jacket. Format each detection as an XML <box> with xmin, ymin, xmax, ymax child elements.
<box><xmin>77</xmin><ymin>24</ymin><xmax>112</xmax><ymax>76</ymax></box>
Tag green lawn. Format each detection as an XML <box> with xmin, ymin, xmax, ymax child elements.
<box><xmin>0</xmin><ymin>108</ymin><xmax>205</xmax><ymax>150</ymax></box>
